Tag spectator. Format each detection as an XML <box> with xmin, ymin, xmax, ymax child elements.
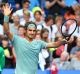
<box><xmin>9</xmin><ymin>14</ymin><xmax>20</xmax><ymax>35</ymax></box>
<box><xmin>34</xmin><ymin>10</ymin><xmax>45</xmax><ymax>30</ymax></box>
<box><xmin>1</xmin><ymin>37</ymin><xmax>14</xmax><ymax>68</ymax></box>
<box><xmin>18</xmin><ymin>25</ymin><xmax>25</xmax><ymax>38</ymax></box>
<box><xmin>64</xmin><ymin>7</ymin><xmax>76</xmax><ymax>20</ymax></box>
<box><xmin>70</xmin><ymin>48</ymin><xmax>80</xmax><ymax>70</ymax></box>
<box><xmin>52</xmin><ymin>51</ymin><xmax>70</xmax><ymax>70</ymax></box>
<box><xmin>14</xmin><ymin>0</ymin><xmax>23</xmax><ymax>8</ymax></box>
<box><xmin>0</xmin><ymin>47</ymin><xmax>5</xmax><ymax>74</ymax></box>
<box><xmin>53</xmin><ymin>15</ymin><xmax>66</xmax><ymax>40</ymax></box>
<box><xmin>20</xmin><ymin>10</ymin><xmax>31</xmax><ymax>26</ymax></box>
<box><xmin>43</xmin><ymin>15</ymin><xmax>54</xmax><ymax>41</ymax></box>
<box><xmin>45</xmin><ymin>0</ymin><xmax>65</xmax><ymax>17</ymax></box>
<box><xmin>13</xmin><ymin>0</ymin><xmax>34</xmax><ymax>22</ymax></box>
<box><xmin>38</xmin><ymin>28</ymin><xmax>50</xmax><ymax>70</ymax></box>
<box><xmin>70</xmin><ymin>37</ymin><xmax>80</xmax><ymax>58</ymax></box>
<box><xmin>13</xmin><ymin>3</ymin><xmax>21</xmax><ymax>13</ymax></box>
<box><xmin>35</xmin><ymin>30</ymin><xmax>41</xmax><ymax>40</ymax></box>
<box><xmin>40</xmin><ymin>28</ymin><xmax>49</xmax><ymax>42</ymax></box>
<box><xmin>73</xmin><ymin>6</ymin><xmax>80</xmax><ymax>37</ymax></box>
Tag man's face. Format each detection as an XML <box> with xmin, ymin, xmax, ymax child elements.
<box><xmin>47</xmin><ymin>19</ymin><xmax>53</xmax><ymax>26</ymax></box>
<box><xmin>13</xmin><ymin>16</ymin><xmax>20</xmax><ymax>23</ymax></box>
<box><xmin>26</xmin><ymin>27</ymin><xmax>36</xmax><ymax>39</ymax></box>
<box><xmin>23</xmin><ymin>2</ymin><xmax>30</xmax><ymax>9</ymax></box>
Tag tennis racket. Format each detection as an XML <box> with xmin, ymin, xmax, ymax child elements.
<box><xmin>61</xmin><ymin>19</ymin><xmax>77</xmax><ymax>51</ymax></box>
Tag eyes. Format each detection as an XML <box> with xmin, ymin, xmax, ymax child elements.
<box><xmin>28</xmin><ymin>29</ymin><xmax>36</xmax><ymax>33</ymax></box>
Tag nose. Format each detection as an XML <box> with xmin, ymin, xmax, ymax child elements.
<box><xmin>31</xmin><ymin>31</ymin><xmax>34</xmax><ymax>34</ymax></box>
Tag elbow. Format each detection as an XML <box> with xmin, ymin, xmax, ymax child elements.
<box><xmin>46</xmin><ymin>5</ymin><xmax>50</xmax><ymax>9</ymax></box>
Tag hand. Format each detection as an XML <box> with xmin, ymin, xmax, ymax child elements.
<box><xmin>61</xmin><ymin>39</ymin><xmax>68</xmax><ymax>44</ymax></box>
<box><xmin>3</xmin><ymin>4</ymin><xmax>12</xmax><ymax>16</ymax></box>
<box><xmin>52</xmin><ymin>0</ymin><xmax>57</xmax><ymax>2</ymax></box>
<box><xmin>54</xmin><ymin>0</ymin><xmax>58</xmax><ymax>2</ymax></box>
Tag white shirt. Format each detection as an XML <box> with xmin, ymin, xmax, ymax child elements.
<box><xmin>0</xmin><ymin>24</ymin><xmax>3</xmax><ymax>35</ymax></box>
<box><xmin>13</xmin><ymin>9</ymin><xmax>34</xmax><ymax>25</ymax></box>
<box><xmin>68</xmin><ymin>23</ymin><xmax>80</xmax><ymax>37</ymax></box>
<box><xmin>43</xmin><ymin>23</ymin><xmax>55</xmax><ymax>41</ymax></box>
<box><xmin>52</xmin><ymin>24</ymin><xmax>66</xmax><ymax>40</ymax></box>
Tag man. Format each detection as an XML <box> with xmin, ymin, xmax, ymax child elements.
<box><xmin>14</xmin><ymin>0</ymin><xmax>34</xmax><ymax>22</ymax></box>
<box><xmin>0</xmin><ymin>47</ymin><xmax>5</xmax><ymax>74</ymax></box>
<box><xmin>46</xmin><ymin>0</ymin><xmax>65</xmax><ymax>17</ymax></box>
<box><xmin>3</xmin><ymin>5</ymin><xmax>66</xmax><ymax>74</ymax></box>
<box><xmin>70</xmin><ymin>37</ymin><xmax>80</xmax><ymax>58</ymax></box>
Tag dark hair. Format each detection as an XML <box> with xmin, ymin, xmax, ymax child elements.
<box><xmin>40</xmin><ymin>28</ymin><xmax>49</xmax><ymax>39</ymax></box>
<box><xmin>45</xmin><ymin>15</ymin><xmax>54</xmax><ymax>23</ymax></box>
<box><xmin>34</xmin><ymin>10</ymin><xmax>42</xmax><ymax>16</ymax></box>
<box><xmin>18</xmin><ymin>25</ymin><xmax>25</xmax><ymax>30</ymax></box>
<box><xmin>65</xmin><ymin>7</ymin><xmax>75</xmax><ymax>15</ymax></box>
<box><xmin>2</xmin><ymin>36</ymin><xmax>9</xmax><ymax>41</ymax></box>
<box><xmin>24</xmin><ymin>21</ymin><xmax>37</xmax><ymax>30</ymax></box>
<box><xmin>22</xmin><ymin>0</ymin><xmax>30</xmax><ymax>4</ymax></box>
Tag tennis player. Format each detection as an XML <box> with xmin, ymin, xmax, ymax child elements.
<box><xmin>3</xmin><ymin>5</ymin><xmax>65</xmax><ymax>74</ymax></box>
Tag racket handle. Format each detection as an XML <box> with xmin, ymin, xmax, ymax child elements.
<box><xmin>64</xmin><ymin>44</ymin><xmax>68</xmax><ymax>51</ymax></box>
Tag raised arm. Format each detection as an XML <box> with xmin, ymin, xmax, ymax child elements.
<box><xmin>46</xmin><ymin>0</ymin><xmax>57</xmax><ymax>9</ymax></box>
<box><xmin>57</xmin><ymin>0</ymin><xmax>66</xmax><ymax>7</ymax></box>
<box><xmin>3</xmin><ymin>5</ymin><xmax>13</xmax><ymax>40</ymax></box>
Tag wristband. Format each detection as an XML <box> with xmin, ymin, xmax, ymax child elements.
<box><xmin>4</xmin><ymin>16</ymin><xmax>9</xmax><ymax>23</ymax></box>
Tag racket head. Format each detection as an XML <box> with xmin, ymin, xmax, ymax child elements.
<box><xmin>61</xmin><ymin>19</ymin><xmax>77</xmax><ymax>39</ymax></box>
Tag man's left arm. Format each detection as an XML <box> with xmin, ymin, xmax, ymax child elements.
<box><xmin>46</xmin><ymin>40</ymin><xmax>67</xmax><ymax>48</ymax></box>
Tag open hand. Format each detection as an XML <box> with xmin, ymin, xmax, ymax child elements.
<box><xmin>3</xmin><ymin>4</ymin><xmax>12</xmax><ymax>16</ymax></box>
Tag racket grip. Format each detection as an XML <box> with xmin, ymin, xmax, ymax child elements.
<box><xmin>61</xmin><ymin>39</ymin><xmax>67</xmax><ymax>45</ymax></box>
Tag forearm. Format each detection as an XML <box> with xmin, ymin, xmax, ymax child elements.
<box><xmin>46</xmin><ymin>1</ymin><xmax>56</xmax><ymax>9</ymax></box>
<box><xmin>57</xmin><ymin>0</ymin><xmax>65</xmax><ymax>7</ymax></box>
<box><xmin>4</xmin><ymin>15</ymin><xmax>10</xmax><ymax>35</ymax></box>
<box><xmin>47</xmin><ymin>41</ymin><xmax>63</xmax><ymax>48</ymax></box>
<box><xmin>47</xmin><ymin>39</ymin><xmax>67</xmax><ymax>48</ymax></box>
<box><xmin>3</xmin><ymin>16</ymin><xmax>13</xmax><ymax>40</ymax></box>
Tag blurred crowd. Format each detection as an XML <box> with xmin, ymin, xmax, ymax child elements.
<box><xmin>0</xmin><ymin>0</ymin><xmax>80</xmax><ymax>72</ymax></box>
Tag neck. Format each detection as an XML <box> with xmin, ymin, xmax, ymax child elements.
<box><xmin>25</xmin><ymin>36</ymin><xmax>33</xmax><ymax>42</ymax></box>
<box><xmin>2</xmin><ymin>45</ymin><xmax>8</xmax><ymax>48</ymax></box>
<box><xmin>14</xmin><ymin>23</ymin><xmax>19</xmax><ymax>28</ymax></box>
<box><xmin>36</xmin><ymin>19</ymin><xmax>41</xmax><ymax>22</ymax></box>
<box><xmin>23</xmin><ymin>8</ymin><xmax>28</xmax><ymax>11</ymax></box>
<box><xmin>46</xmin><ymin>23</ymin><xmax>50</xmax><ymax>26</ymax></box>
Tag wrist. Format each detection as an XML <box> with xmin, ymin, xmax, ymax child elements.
<box><xmin>4</xmin><ymin>15</ymin><xmax>9</xmax><ymax>23</ymax></box>
<box><xmin>61</xmin><ymin>39</ymin><xmax>67</xmax><ymax>44</ymax></box>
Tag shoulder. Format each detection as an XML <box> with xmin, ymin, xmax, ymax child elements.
<box><xmin>16</xmin><ymin>9</ymin><xmax>23</xmax><ymax>12</ymax></box>
<box><xmin>14</xmin><ymin>9</ymin><xmax>23</xmax><ymax>15</ymax></box>
<box><xmin>0</xmin><ymin>47</ymin><xmax>4</xmax><ymax>53</ymax></box>
<box><xmin>12</xmin><ymin>35</ymin><xmax>23</xmax><ymax>42</ymax></box>
<box><xmin>71</xmin><ymin>46</ymin><xmax>78</xmax><ymax>50</ymax></box>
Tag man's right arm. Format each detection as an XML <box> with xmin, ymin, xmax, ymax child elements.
<box><xmin>3</xmin><ymin>5</ymin><xmax>13</xmax><ymax>40</ymax></box>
